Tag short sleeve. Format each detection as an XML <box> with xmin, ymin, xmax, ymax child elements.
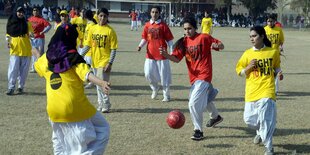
<box><xmin>34</xmin><ymin>54</ymin><xmax>48</xmax><ymax>77</ymax></box>
<box><xmin>74</xmin><ymin>63</ymin><xmax>91</xmax><ymax>82</ymax></box>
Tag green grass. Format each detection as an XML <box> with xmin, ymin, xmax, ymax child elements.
<box><xmin>0</xmin><ymin>20</ymin><xmax>310</xmax><ymax>155</ymax></box>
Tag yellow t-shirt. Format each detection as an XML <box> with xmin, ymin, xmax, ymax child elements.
<box><xmin>93</xmin><ymin>13</ymin><xmax>98</xmax><ymax>23</ymax></box>
<box><xmin>8</xmin><ymin>22</ymin><xmax>33</xmax><ymax>56</ymax></box>
<box><xmin>201</xmin><ymin>17</ymin><xmax>212</xmax><ymax>35</ymax></box>
<box><xmin>85</xmin><ymin>24</ymin><xmax>118</xmax><ymax>68</ymax></box>
<box><xmin>71</xmin><ymin>17</ymin><xmax>87</xmax><ymax>46</ymax></box>
<box><xmin>83</xmin><ymin>21</ymin><xmax>96</xmax><ymax>57</ymax></box>
<box><xmin>264</xmin><ymin>26</ymin><xmax>284</xmax><ymax>49</ymax></box>
<box><xmin>236</xmin><ymin>47</ymin><xmax>280</xmax><ymax>102</ymax></box>
<box><xmin>34</xmin><ymin>54</ymin><xmax>96</xmax><ymax>123</ymax></box>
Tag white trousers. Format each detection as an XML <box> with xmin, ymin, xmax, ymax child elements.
<box><xmin>31</xmin><ymin>38</ymin><xmax>45</xmax><ymax>71</ymax></box>
<box><xmin>244</xmin><ymin>98</ymin><xmax>276</xmax><ymax>150</ymax></box>
<box><xmin>94</xmin><ymin>68</ymin><xmax>110</xmax><ymax>109</ymax></box>
<box><xmin>144</xmin><ymin>58</ymin><xmax>171</xmax><ymax>97</ymax></box>
<box><xmin>7</xmin><ymin>56</ymin><xmax>31</xmax><ymax>90</ymax></box>
<box><xmin>131</xmin><ymin>20</ymin><xmax>137</xmax><ymax>30</ymax></box>
<box><xmin>50</xmin><ymin>112</ymin><xmax>110</xmax><ymax>155</ymax></box>
<box><xmin>188</xmin><ymin>80</ymin><xmax>219</xmax><ymax>131</ymax></box>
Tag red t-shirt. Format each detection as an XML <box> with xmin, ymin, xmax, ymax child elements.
<box><xmin>129</xmin><ymin>12</ymin><xmax>137</xmax><ymax>21</ymax></box>
<box><xmin>28</xmin><ymin>16</ymin><xmax>51</xmax><ymax>38</ymax></box>
<box><xmin>172</xmin><ymin>33</ymin><xmax>221</xmax><ymax>84</ymax></box>
<box><xmin>275</xmin><ymin>21</ymin><xmax>283</xmax><ymax>28</ymax></box>
<box><xmin>142</xmin><ymin>21</ymin><xmax>174</xmax><ymax>60</ymax></box>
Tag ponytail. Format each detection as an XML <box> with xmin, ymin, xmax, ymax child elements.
<box><xmin>173</xmin><ymin>37</ymin><xmax>186</xmax><ymax>55</ymax></box>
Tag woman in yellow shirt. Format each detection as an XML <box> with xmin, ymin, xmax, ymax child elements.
<box><xmin>35</xmin><ymin>22</ymin><xmax>110</xmax><ymax>155</ymax></box>
<box><xmin>236</xmin><ymin>26</ymin><xmax>283</xmax><ymax>155</ymax></box>
<box><xmin>6</xmin><ymin>7</ymin><xmax>33</xmax><ymax>95</ymax></box>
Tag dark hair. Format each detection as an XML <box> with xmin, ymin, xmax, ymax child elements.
<box><xmin>173</xmin><ymin>16</ymin><xmax>198</xmax><ymax>54</ymax></box>
<box><xmin>250</xmin><ymin>26</ymin><xmax>271</xmax><ymax>47</ymax></box>
<box><xmin>182</xmin><ymin>16</ymin><xmax>197</xmax><ymax>29</ymax></box>
<box><xmin>98</xmin><ymin>8</ymin><xmax>109</xmax><ymax>16</ymax></box>
<box><xmin>85</xmin><ymin>9</ymin><xmax>97</xmax><ymax>24</ymax></box>
<box><xmin>267</xmin><ymin>14</ymin><xmax>277</xmax><ymax>20</ymax></box>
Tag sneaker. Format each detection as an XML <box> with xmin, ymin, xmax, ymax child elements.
<box><xmin>191</xmin><ymin>130</ymin><xmax>204</xmax><ymax>141</ymax></box>
<box><xmin>151</xmin><ymin>88</ymin><xmax>159</xmax><ymax>99</ymax></box>
<box><xmin>17</xmin><ymin>88</ymin><xmax>23</xmax><ymax>95</ymax></box>
<box><xmin>84</xmin><ymin>82</ymin><xmax>94</xmax><ymax>89</ymax></box>
<box><xmin>206</xmin><ymin>115</ymin><xmax>223</xmax><ymax>127</ymax></box>
<box><xmin>101</xmin><ymin>108</ymin><xmax>110</xmax><ymax>113</ymax></box>
<box><xmin>97</xmin><ymin>107</ymin><xmax>102</xmax><ymax>112</ymax></box>
<box><xmin>6</xmin><ymin>89</ymin><xmax>14</xmax><ymax>95</ymax></box>
<box><xmin>162</xmin><ymin>96</ymin><xmax>170</xmax><ymax>102</ymax></box>
<box><xmin>253</xmin><ymin>134</ymin><xmax>262</xmax><ymax>144</ymax></box>
<box><xmin>264</xmin><ymin>148</ymin><xmax>274</xmax><ymax>155</ymax></box>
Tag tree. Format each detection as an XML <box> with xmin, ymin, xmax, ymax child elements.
<box><xmin>290</xmin><ymin>0</ymin><xmax>310</xmax><ymax>27</ymax></box>
<box><xmin>239</xmin><ymin>0</ymin><xmax>277</xmax><ymax>17</ymax></box>
<box><xmin>276</xmin><ymin>0</ymin><xmax>291</xmax><ymax>24</ymax></box>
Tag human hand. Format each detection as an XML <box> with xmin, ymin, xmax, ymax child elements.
<box><xmin>247</xmin><ymin>59</ymin><xmax>257</xmax><ymax>71</ymax></box>
<box><xmin>159</xmin><ymin>46</ymin><xmax>168</xmax><ymax>57</ymax></box>
<box><xmin>101</xmin><ymin>81</ymin><xmax>111</xmax><ymax>95</ymax></box>
<box><xmin>278</xmin><ymin>71</ymin><xmax>284</xmax><ymax>80</ymax></box>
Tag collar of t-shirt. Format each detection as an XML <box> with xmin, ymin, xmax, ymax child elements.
<box><xmin>252</xmin><ymin>45</ymin><xmax>265</xmax><ymax>51</ymax></box>
<box><xmin>150</xmin><ymin>19</ymin><xmax>161</xmax><ymax>24</ymax></box>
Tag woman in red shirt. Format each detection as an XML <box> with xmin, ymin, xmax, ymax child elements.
<box><xmin>137</xmin><ymin>6</ymin><xmax>174</xmax><ymax>102</ymax></box>
<box><xmin>160</xmin><ymin>16</ymin><xmax>224</xmax><ymax>140</ymax></box>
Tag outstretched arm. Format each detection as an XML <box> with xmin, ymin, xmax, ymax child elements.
<box><xmin>159</xmin><ymin>47</ymin><xmax>180</xmax><ymax>63</ymax></box>
<box><xmin>87</xmin><ymin>73</ymin><xmax>110</xmax><ymax>94</ymax></box>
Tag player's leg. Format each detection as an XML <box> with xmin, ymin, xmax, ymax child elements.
<box><xmin>101</xmin><ymin>72</ymin><xmax>111</xmax><ymax>112</ymax></box>
<box><xmin>188</xmin><ymin>80</ymin><xmax>210</xmax><ymax>140</ymax></box>
<box><xmin>159</xmin><ymin>59</ymin><xmax>171</xmax><ymax>102</ymax></box>
<box><xmin>131</xmin><ymin>20</ymin><xmax>134</xmax><ymax>31</ymax></box>
<box><xmin>144</xmin><ymin>59</ymin><xmax>160</xmax><ymax>99</ymax></box>
<box><xmin>7</xmin><ymin>55</ymin><xmax>20</xmax><ymax>95</ymax></box>
<box><xmin>205</xmin><ymin>86</ymin><xmax>223</xmax><ymax>127</ymax></box>
<box><xmin>244</xmin><ymin>100</ymin><xmax>261</xmax><ymax>144</ymax></box>
<box><xmin>17</xmin><ymin>56</ymin><xmax>31</xmax><ymax>94</ymax></box>
<box><xmin>257</xmin><ymin>98</ymin><xmax>277</xmax><ymax>154</ymax></box>
<box><xmin>87</xmin><ymin>112</ymin><xmax>110</xmax><ymax>154</ymax></box>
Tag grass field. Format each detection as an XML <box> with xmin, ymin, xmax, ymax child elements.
<box><xmin>0</xmin><ymin>19</ymin><xmax>310</xmax><ymax>155</ymax></box>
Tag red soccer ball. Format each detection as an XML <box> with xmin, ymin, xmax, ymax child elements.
<box><xmin>166</xmin><ymin>110</ymin><xmax>185</xmax><ymax>129</ymax></box>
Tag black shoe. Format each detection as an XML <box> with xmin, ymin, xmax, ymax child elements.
<box><xmin>191</xmin><ymin>130</ymin><xmax>204</xmax><ymax>141</ymax></box>
<box><xmin>6</xmin><ymin>89</ymin><xmax>14</xmax><ymax>95</ymax></box>
<box><xmin>206</xmin><ymin>115</ymin><xmax>223</xmax><ymax>127</ymax></box>
<box><xmin>17</xmin><ymin>88</ymin><xmax>23</xmax><ymax>94</ymax></box>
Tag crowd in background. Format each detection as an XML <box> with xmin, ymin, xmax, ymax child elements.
<box><xmin>0</xmin><ymin>1</ymin><xmax>307</xmax><ymax>30</ymax></box>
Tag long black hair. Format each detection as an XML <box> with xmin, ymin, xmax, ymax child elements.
<box><xmin>250</xmin><ymin>26</ymin><xmax>271</xmax><ymax>47</ymax></box>
<box><xmin>173</xmin><ymin>16</ymin><xmax>198</xmax><ymax>54</ymax></box>
<box><xmin>85</xmin><ymin>9</ymin><xmax>97</xmax><ymax>24</ymax></box>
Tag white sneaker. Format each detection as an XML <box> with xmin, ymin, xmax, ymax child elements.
<box><xmin>151</xmin><ymin>88</ymin><xmax>159</xmax><ymax>99</ymax></box>
<box><xmin>162</xmin><ymin>96</ymin><xmax>170</xmax><ymax>102</ymax></box>
<box><xmin>253</xmin><ymin>135</ymin><xmax>261</xmax><ymax>144</ymax></box>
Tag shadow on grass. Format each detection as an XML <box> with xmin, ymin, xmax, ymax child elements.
<box><xmin>277</xmin><ymin>91</ymin><xmax>310</xmax><ymax>97</ymax></box>
<box><xmin>275</xmin><ymin>144</ymin><xmax>310</xmax><ymax>154</ymax></box>
<box><xmin>203</xmin><ymin>144</ymin><xmax>235</xmax><ymax>148</ymax></box>
<box><xmin>112</xmin><ymin>108</ymin><xmax>189</xmax><ymax>114</ymax></box>
<box><xmin>218</xmin><ymin>126</ymin><xmax>310</xmax><ymax>138</ymax></box>
<box><xmin>111</xmin><ymin>107</ymin><xmax>243</xmax><ymax>114</ymax></box>
<box><xmin>284</xmin><ymin>72</ymin><xmax>310</xmax><ymax>75</ymax></box>
<box><xmin>112</xmin><ymin>71</ymin><xmax>187</xmax><ymax>77</ymax></box>
<box><xmin>110</xmin><ymin>85</ymin><xmax>189</xmax><ymax>91</ymax></box>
